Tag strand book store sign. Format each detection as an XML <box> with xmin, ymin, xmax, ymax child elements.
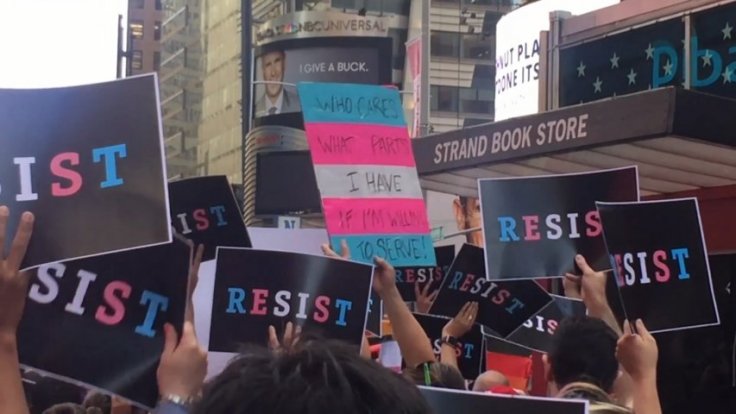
<box><xmin>414</xmin><ymin>88</ymin><xmax>672</xmax><ymax>175</ymax></box>
<box><xmin>298</xmin><ymin>82</ymin><xmax>436</xmax><ymax>267</ymax></box>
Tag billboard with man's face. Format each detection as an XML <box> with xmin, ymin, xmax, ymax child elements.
<box><xmin>253</xmin><ymin>43</ymin><xmax>389</xmax><ymax>119</ymax></box>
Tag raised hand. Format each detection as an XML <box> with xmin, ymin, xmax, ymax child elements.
<box><xmin>414</xmin><ymin>281</ymin><xmax>439</xmax><ymax>314</ymax></box>
<box><xmin>157</xmin><ymin>322</ymin><xmax>207</xmax><ymax>403</ymax></box>
<box><xmin>442</xmin><ymin>302</ymin><xmax>478</xmax><ymax>339</ymax></box>
<box><xmin>0</xmin><ymin>207</ymin><xmax>34</xmax><ymax>340</ymax></box>
<box><xmin>321</xmin><ymin>239</ymin><xmax>350</xmax><ymax>260</ymax></box>
<box><xmin>268</xmin><ymin>321</ymin><xmax>302</xmax><ymax>352</ymax></box>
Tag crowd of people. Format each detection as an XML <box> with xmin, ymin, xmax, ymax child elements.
<box><xmin>0</xmin><ymin>206</ymin><xmax>661</xmax><ymax>413</ymax></box>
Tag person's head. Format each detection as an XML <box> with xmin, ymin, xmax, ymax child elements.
<box><xmin>453</xmin><ymin>196</ymin><xmax>483</xmax><ymax>246</ymax></box>
<box><xmin>82</xmin><ymin>392</ymin><xmax>110</xmax><ymax>414</ymax></box>
<box><xmin>545</xmin><ymin>317</ymin><xmax>619</xmax><ymax>394</ymax></box>
<box><xmin>472</xmin><ymin>370</ymin><xmax>509</xmax><ymax>392</ymax></box>
<box><xmin>261</xmin><ymin>50</ymin><xmax>285</xmax><ymax>99</ymax></box>
<box><xmin>192</xmin><ymin>336</ymin><xmax>431</xmax><ymax>414</ymax></box>
<box><xmin>42</xmin><ymin>403</ymin><xmax>91</xmax><ymax>414</ymax></box>
<box><xmin>403</xmin><ymin>362</ymin><xmax>466</xmax><ymax>390</ymax></box>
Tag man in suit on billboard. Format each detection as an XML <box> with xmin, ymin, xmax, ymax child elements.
<box><xmin>255</xmin><ymin>50</ymin><xmax>300</xmax><ymax>117</ymax></box>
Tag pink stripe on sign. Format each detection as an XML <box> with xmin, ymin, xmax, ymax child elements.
<box><xmin>304</xmin><ymin>122</ymin><xmax>416</xmax><ymax>166</ymax></box>
<box><xmin>323</xmin><ymin>198</ymin><xmax>430</xmax><ymax>235</ymax></box>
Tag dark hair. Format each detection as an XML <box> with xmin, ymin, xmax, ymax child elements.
<box><xmin>82</xmin><ymin>392</ymin><xmax>111</xmax><ymax>414</ymax></box>
<box><xmin>403</xmin><ymin>362</ymin><xmax>467</xmax><ymax>390</ymax></box>
<box><xmin>192</xmin><ymin>336</ymin><xmax>431</xmax><ymax>414</ymax></box>
<box><xmin>549</xmin><ymin>317</ymin><xmax>619</xmax><ymax>392</ymax></box>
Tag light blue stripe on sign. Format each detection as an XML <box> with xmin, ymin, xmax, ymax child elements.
<box><xmin>298</xmin><ymin>82</ymin><xmax>407</xmax><ymax>126</ymax></box>
<box><xmin>330</xmin><ymin>234</ymin><xmax>437</xmax><ymax>267</ymax></box>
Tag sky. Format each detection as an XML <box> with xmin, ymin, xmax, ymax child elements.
<box><xmin>0</xmin><ymin>0</ymin><xmax>127</xmax><ymax>88</ymax></box>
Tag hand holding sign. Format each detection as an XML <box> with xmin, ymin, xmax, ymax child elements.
<box><xmin>617</xmin><ymin>319</ymin><xmax>658</xmax><ymax>382</ymax></box>
<box><xmin>157</xmin><ymin>321</ymin><xmax>207</xmax><ymax>401</ymax></box>
<box><xmin>564</xmin><ymin>255</ymin><xmax>608</xmax><ymax>309</ymax></box>
<box><xmin>0</xmin><ymin>207</ymin><xmax>34</xmax><ymax>337</ymax></box>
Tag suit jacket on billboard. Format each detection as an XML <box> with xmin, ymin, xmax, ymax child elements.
<box><xmin>255</xmin><ymin>88</ymin><xmax>301</xmax><ymax>117</ymax></box>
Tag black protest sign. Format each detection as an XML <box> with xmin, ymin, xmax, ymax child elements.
<box><xmin>169</xmin><ymin>175</ymin><xmax>251</xmax><ymax>261</ymax></box>
<box><xmin>597</xmin><ymin>198</ymin><xmax>720</xmax><ymax>333</ymax></box>
<box><xmin>366</xmin><ymin>293</ymin><xmax>383</xmax><ymax>337</ymax></box>
<box><xmin>395</xmin><ymin>245</ymin><xmax>455</xmax><ymax>302</ymax></box>
<box><xmin>504</xmin><ymin>295</ymin><xmax>586</xmax><ymax>353</ymax></box>
<box><xmin>419</xmin><ymin>386</ymin><xmax>588</xmax><ymax>414</ymax></box>
<box><xmin>428</xmin><ymin>244</ymin><xmax>552</xmax><ymax>337</ymax></box>
<box><xmin>17</xmin><ymin>239</ymin><xmax>191</xmax><ymax>409</ymax></box>
<box><xmin>209</xmin><ymin>248</ymin><xmax>374</xmax><ymax>351</ymax></box>
<box><xmin>479</xmin><ymin>166</ymin><xmax>639</xmax><ymax>279</ymax></box>
<box><xmin>0</xmin><ymin>75</ymin><xmax>171</xmax><ymax>269</ymax></box>
<box><xmin>413</xmin><ymin>313</ymin><xmax>483</xmax><ymax>380</ymax></box>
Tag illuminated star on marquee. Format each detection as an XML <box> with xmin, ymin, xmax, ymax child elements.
<box><xmin>645</xmin><ymin>43</ymin><xmax>655</xmax><ymax>60</ymax></box>
<box><xmin>722</xmin><ymin>66</ymin><xmax>734</xmax><ymax>84</ymax></box>
<box><xmin>627</xmin><ymin>68</ymin><xmax>637</xmax><ymax>85</ymax></box>
<box><xmin>663</xmin><ymin>60</ymin><xmax>674</xmax><ymax>77</ymax></box>
<box><xmin>610</xmin><ymin>52</ymin><xmax>620</xmax><ymax>69</ymax></box>
<box><xmin>723</xmin><ymin>22</ymin><xmax>733</xmax><ymax>40</ymax></box>
<box><xmin>702</xmin><ymin>50</ymin><xmax>713</xmax><ymax>67</ymax></box>
<box><xmin>593</xmin><ymin>76</ymin><xmax>603</xmax><ymax>93</ymax></box>
<box><xmin>577</xmin><ymin>61</ymin><xmax>586</xmax><ymax>77</ymax></box>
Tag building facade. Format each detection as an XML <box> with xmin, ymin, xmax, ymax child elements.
<box><xmin>159</xmin><ymin>0</ymin><xmax>203</xmax><ymax>180</ymax></box>
<box><xmin>127</xmin><ymin>0</ymin><xmax>164</xmax><ymax>75</ymax></box>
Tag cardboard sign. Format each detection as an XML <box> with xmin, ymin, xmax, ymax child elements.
<box><xmin>298</xmin><ymin>82</ymin><xmax>436</xmax><ymax>267</ymax></box>
<box><xmin>209</xmin><ymin>248</ymin><xmax>374</xmax><ymax>351</ymax></box>
<box><xmin>413</xmin><ymin>313</ymin><xmax>483</xmax><ymax>380</ymax></box>
<box><xmin>478</xmin><ymin>166</ymin><xmax>639</xmax><ymax>279</ymax></box>
<box><xmin>169</xmin><ymin>175</ymin><xmax>251</xmax><ymax>261</ymax></box>
<box><xmin>17</xmin><ymin>239</ymin><xmax>191</xmax><ymax>410</ymax></box>
<box><xmin>487</xmin><ymin>295</ymin><xmax>586</xmax><ymax>353</ymax></box>
<box><xmin>0</xmin><ymin>75</ymin><xmax>171</xmax><ymax>269</ymax></box>
<box><xmin>419</xmin><ymin>386</ymin><xmax>588</xmax><ymax>414</ymax></box>
<box><xmin>395</xmin><ymin>245</ymin><xmax>455</xmax><ymax>302</ymax></box>
<box><xmin>366</xmin><ymin>293</ymin><xmax>383</xmax><ymax>337</ymax></box>
<box><xmin>429</xmin><ymin>244</ymin><xmax>553</xmax><ymax>337</ymax></box>
<box><xmin>597</xmin><ymin>198</ymin><xmax>720</xmax><ymax>333</ymax></box>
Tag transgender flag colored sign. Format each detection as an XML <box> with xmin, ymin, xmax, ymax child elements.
<box><xmin>297</xmin><ymin>82</ymin><xmax>436</xmax><ymax>267</ymax></box>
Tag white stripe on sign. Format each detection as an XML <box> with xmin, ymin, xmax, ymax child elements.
<box><xmin>314</xmin><ymin>165</ymin><xmax>423</xmax><ymax>198</ymax></box>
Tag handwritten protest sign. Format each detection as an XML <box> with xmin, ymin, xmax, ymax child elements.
<box><xmin>298</xmin><ymin>82</ymin><xmax>435</xmax><ymax>267</ymax></box>
<box><xmin>0</xmin><ymin>75</ymin><xmax>171</xmax><ymax>269</ymax></box>
<box><xmin>597</xmin><ymin>198</ymin><xmax>720</xmax><ymax>333</ymax></box>
<box><xmin>17</xmin><ymin>239</ymin><xmax>191</xmax><ymax>409</ymax></box>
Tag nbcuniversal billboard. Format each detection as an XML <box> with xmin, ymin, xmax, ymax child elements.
<box><xmin>494</xmin><ymin>0</ymin><xmax>619</xmax><ymax>121</ymax></box>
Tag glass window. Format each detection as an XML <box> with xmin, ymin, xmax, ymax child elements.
<box><xmin>459</xmin><ymin>87</ymin><xmax>493</xmax><ymax>114</ymax></box>
<box><xmin>431</xmin><ymin>32</ymin><xmax>459</xmax><ymax>58</ymax></box>
<box><xmin>132</xmin><ymin>50</ymin><xmax>143</xmax><ymax>70</ymax></box>
<box><xmin>430</xmin><ymin>85</ymin><xmax>458</xmax><ymax>112</ymax></box>
<box><xmin>153</xmin><ymin>52</ymin><xmax>161</xmax><ymax>70</ymax></box>
<box><xmin>131</xmin><ymin>0</ymin><xmax>145</xmax><ymax>9</ymax></box>
<box><xmin>154</xmin><ymin>21</ymin><xmax>161</xmax><ymax>40</ymax></box>
<box><xmin>462</xmin><ymin>33</ymin><xmax>493</xmax><ymax>60</ymax></box>
<box><xmin>130</xmin><ymin>20</ymin><xmax>144</xmax><ymax>39</ymax></box>
<box><xmin>155</xmin><ymin>0</ymin><xmax>163</xmax><ymax>10</ymax></box>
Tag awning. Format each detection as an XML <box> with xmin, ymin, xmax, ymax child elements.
<box><xmin>413</xmin><ymin>87</ymin><xmax>736</xmax><ymax>197</ymax></box>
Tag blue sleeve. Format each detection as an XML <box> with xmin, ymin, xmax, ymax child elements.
<box><xmin>152</xmin><ymin>401</ymin><xmax>190</xmax><ymax>414</ymax></box>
